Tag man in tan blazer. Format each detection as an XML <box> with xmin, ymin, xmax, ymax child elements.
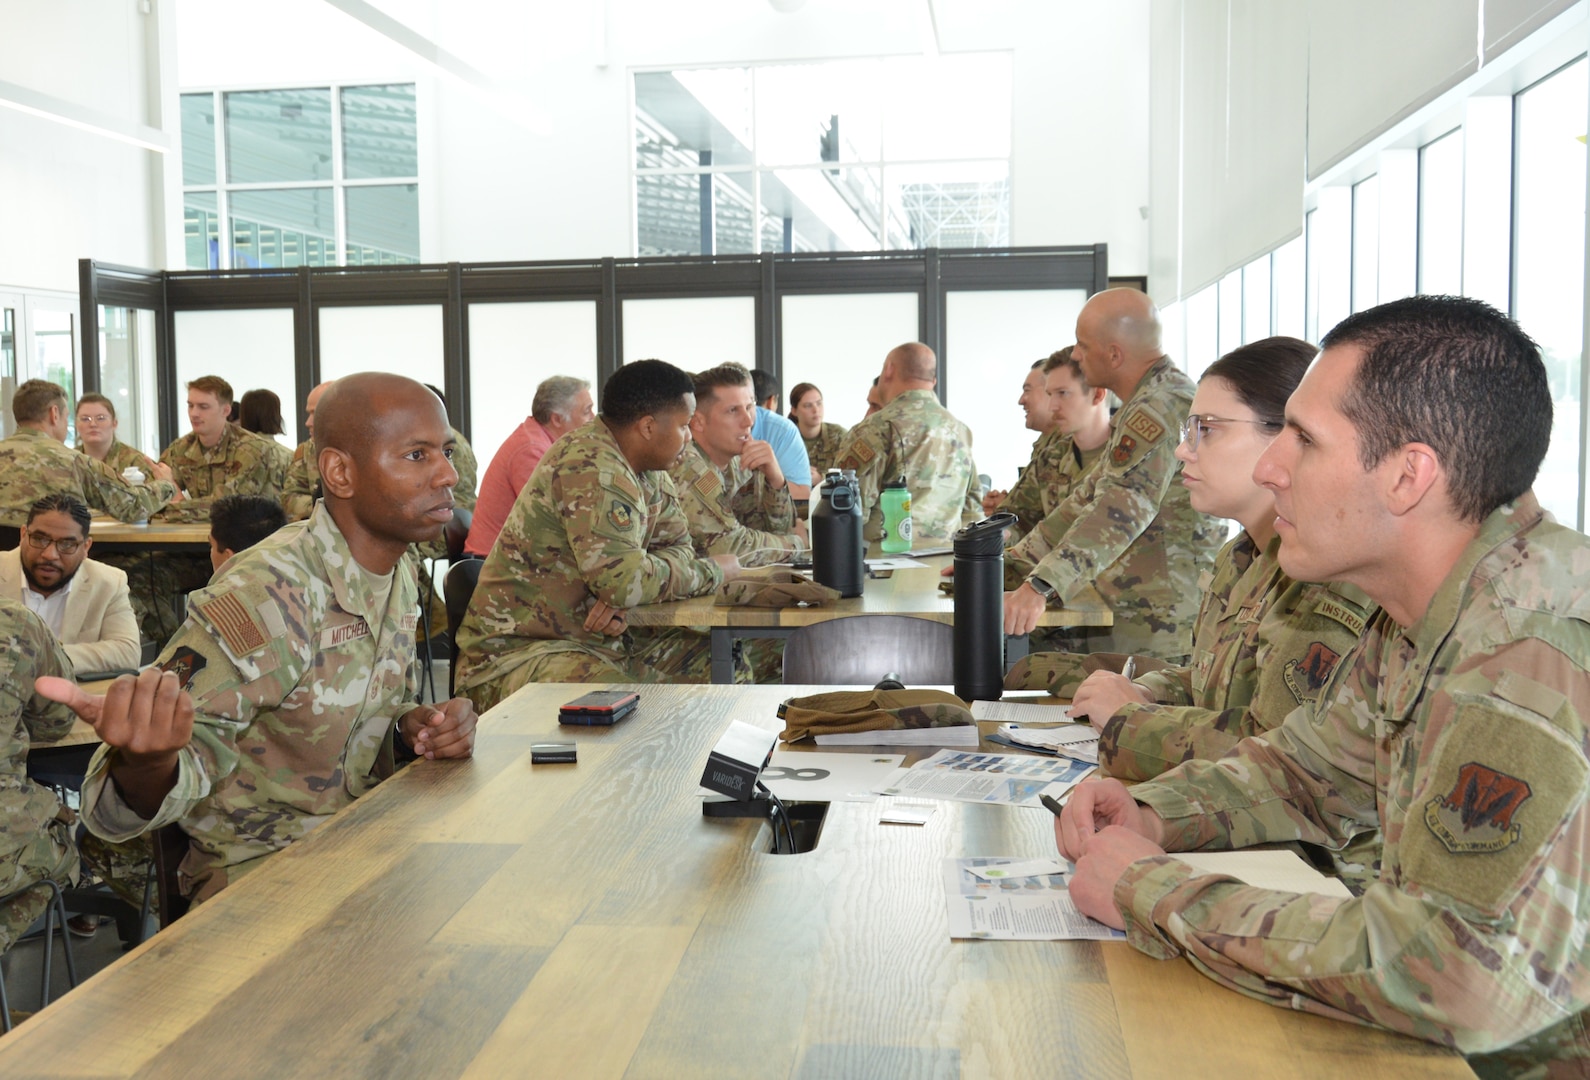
<box><xmin>0</xmin><ymin>493</ymin><xmax>141</xmax><ymax>673</ymax></box>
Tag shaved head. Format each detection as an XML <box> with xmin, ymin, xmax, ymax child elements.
<box><xmin>886</xmin><ymin>342</ymin><xmax>937</xmax><ymax>382</ymax></box>
<box><xmin>1079</xmin><ymin>288</ymin><xmax>1162</xmax><ymax>362</ymax></box>
<box><xmin>315</xmin><ymin>373</ymin><xmax>444</xmax><ymax>469</ymax></box>
<box><xmin>313</xmin><ymin>372</ymin><xmax>459</xmax><ymax>571</ymax></box>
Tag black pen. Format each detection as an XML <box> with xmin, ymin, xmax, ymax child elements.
<box><xmin>1039</xmin><ymin>793</ymin><xmax>1065</xmax><ymax>819</ymax></box>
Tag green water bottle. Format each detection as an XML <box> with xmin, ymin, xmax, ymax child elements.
<box><xmin>880</xmin><ymin>476</ymin><xmax>912</xmax><ymax>553</ymax></box>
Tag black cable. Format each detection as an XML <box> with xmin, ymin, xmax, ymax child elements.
<box><xmin>756</xmin><ymin>781</ymin><xmax>796</xmax><ymax>855</ymax></box>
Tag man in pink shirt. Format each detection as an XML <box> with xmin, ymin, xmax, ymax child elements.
<box><xmin>465</xmin><ymin>376</ymin><xmax>594</xmax><ymax>557</ymax></box>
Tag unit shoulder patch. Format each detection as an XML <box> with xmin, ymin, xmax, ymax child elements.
<box><xmin>1111</xmin><ymin>434</ymin><xmax>1138</xmax><ymax>466</ymax></box>
<box><xmin>1123</xmin><ymin>410</ymin><xmax>1167</xmax><ymax>444</ymax></box>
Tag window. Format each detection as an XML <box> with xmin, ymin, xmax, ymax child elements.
<box><xmin>1513</xmin><ymin>57</ymin><xmax>1587</xmax><ymax>527</ymax></box>
<box><xmin>1417</xmin><ymin>130</ymin><xmax>1464</xmax><ymax>296</ymax></box>
<box><xmin>632</xmin><ymin>55</ymin><xmax>1012</xmax><ymax>256</ymax></box>
<box><xmin>1272</xmin><ymin>236</ymin><xmax>1305</xmax><ymax>339</ymax></box>
<box><xmin>1351</xmin><ymin>174</ymin><xmax>1380</xmax><ymax>312</ymax></box>
<box><xmin>1217</xmin><ymin>270</ymin><xmax>1243</xmax><ymax>359</ymax></box>
<box><xmin>181</xmin><ymin>84</ymin><xmax>419</xmax><ymax>269</ymax></box>
<box><xmin>1184</xmin><ymin>285</ymin><xmax>1219</xmax><ymax>380</ymax></box>
<box><xmin>1242</xmin><ymin>255</ymin><xmax>1271</xmax><ymax>343</ymax></box>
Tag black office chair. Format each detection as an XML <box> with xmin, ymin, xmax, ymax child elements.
<box><xmin>444</xmin><ymin>557</ymin><xmax>483</xmax><ymax>698</ymax></box>
<box><xmin>418</xmin><ymin>507</ymin><xmax>474</xmax><ymax>702</ymax></box>
<box><xmin>782</xmin><ymin>615</ymin><xmax>954</xmax><ymax>685</ymax></box>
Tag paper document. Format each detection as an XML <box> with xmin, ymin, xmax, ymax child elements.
<box><xmin>877</xmin><ymin>749</ymin><xmax>1094</xmax><ymax>807</ymax></box>
<box><xmin>969</xmin><ymin>700</ymin><xmax>1073</xmax><ymax>723</ymax></box>
<box><xmin>1174</xmin><ymin>850</ymin><xmax>1354</xmax><ymax>899</ymax></box>
<box><xmin>943</xmin><ymin>857</ymin><xmax>1124</xmax><ymax>941</ymax></box>
<box><xmin>816</xmin><ymin>725</ymin><xmax>979</xmax><ymax>747</ymax></box>
<box><xmin>864</xmin><ymin>557</ymin><xmax>931</xmax><ymax>571</ymax></box>
<box><xmin>996</xmin><ymin>723</ymin><xmax>1100</xmax><ymax>764</ymax></box>
<box><xmin>699</xmin><ymin>751</ymin><xmax>904</xmax><ymax>803</ymax></box>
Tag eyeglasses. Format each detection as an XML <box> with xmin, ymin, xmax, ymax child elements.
<box><xmin>25</xmin><ymin>532</ymin><xmax>83</xmax><ymax>555</ymax></box>
<box><xmin>1178</xmin><ymin>415</ymin><xmax>1282</xmax><ymax>453</ymax></box>
<box><xmin>77</xmin><ymin>413</ymin><xmax>112</xmax><ymax>426</ymax></box>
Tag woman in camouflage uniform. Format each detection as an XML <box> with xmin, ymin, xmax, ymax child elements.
<box><xmin>1025</xmin><ymin>337</ymin><xmax>1377</xmax><ymax>785</ymax></box>
<box><xmin>789</xmin><ymin>382</ymin><xmax>847</xmax><ymax>484</ymax></box>
<box><xmin>75</xmin><ymin>392</ymin><xmax>154</xmax><ymax>476</ymax></box>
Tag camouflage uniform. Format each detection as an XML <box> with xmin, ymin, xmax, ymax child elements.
<box><xmin>256</xmin><ymin>436</ymin><xmax>293</xmax><ymax>497</ymax></box>
<box><xmin>801</xmin><ymin>421</ymin><xmax>848</xmax><ymax>479</ymax></box>
<box><xmin>455</xmin><ymin>419</ymin><xmax>724</xmax><ymax>712</ymax></box>
<box><xmin>0</xmin><ymin>598</ymin><xmax>79</xmax><ymax>951</ymax></box>
<box><xmin>282</xmin><ymin>438</ymin><xmax>316</xmax><ymax>521</ymax></box>
<box><xmin>668</xmin><ymin>441</ymin><xmax>804</xmax><ymax>566</ymax></box>
<box><xmin>1000</xmin><ymin>431</ymin><xmax>1103</xmax><ymax>547</ymax></box>
<box><xmin>78</xmin><ymin>439</ymin><xmax>153</xmax><ymax>477</ymax></box>
<box><xmin>0</xmin><ymin>428</ymin><xmax>177</xmax><ymax>526</ymax></box>
<box><xmin>1006</xmin><ymin>357</ymin><xmax>1224</xmax><ymax>663</ymax></box>
<box><xmin>156</xmin><ymin>424</ymin><xmax>285</xmax><ymax>523</ymax></box>
<box><xmin>1115</xmin><ymin>493</ymin><xmax>1590</xmax><ymax>1076</ymax></box>
<box><xmin>80</xmin><ymin>502</ymin><xmax>423</xmax><ymax>905</ymax></box>
<box><xmin>834</xmin><ymin>388</ymin><xmax>980</xmax><ymax>542</ymax></box>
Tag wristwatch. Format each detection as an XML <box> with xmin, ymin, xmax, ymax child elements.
<box><xmin>1026</xmin><ymin>576</ymin><xmax>1059</xmax><ymax>602</ymax></box>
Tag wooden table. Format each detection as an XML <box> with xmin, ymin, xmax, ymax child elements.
<box><xmin>627</xmin><ymin>551</ymin><xmax>1113</xmax><ymax>683</ymax></box>
<box><xmin>0</xmin><ymin>683</ymin><xmax>1471</xmax><ymax>1078</ymax></box>
<box><xmin>87</xmin><ymin>518</ymin><xmax>211</xmax><ymax>552</ymax></box>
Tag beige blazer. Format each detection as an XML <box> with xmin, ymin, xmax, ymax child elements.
<box><xmin>0</xmin><ymin>547</ymin><xmax>141</xmax><ymax>674</ymax></box>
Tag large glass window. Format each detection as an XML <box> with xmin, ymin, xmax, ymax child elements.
<box><xmin>1217</xmin><ymin>270</ymin><xmax>1243</xmax><ymax>359</ymax></box>
<box><xmin>1272</xmin><ymin>236</ymin><xmax>1305</xmax><ymax>340</ymax></box>
<box><xmin>181</xmin><ymin>83</ymin><xmax>418</xmax><ymax>269</ymax></box>
<box><xmin>633</xmin><ymin>55</ymin><xmax>1012</xmax><ymax>256</ymax></box>
<box><xmin>1183</xmin><ymin>285</ymin><xmax>1219</xmax><ymax>379</ymax></box>
<box><xmin>1242</xmin><ymin>255</ymin><xmax>1271</xmax><ymax>343</ymax></box>
<box><xmin>1513</xmin><ymin>57</ymin><xmax>1587</xmax><ymax>527</ymax></box>
<box><xmin>1351</xmin><ymin>174</ymin><xmax>1380</xmax><ymax>312</ymax></box>
<box><xmin>1418</xmin><ymin>130</ymin><xmax>1464</xmax><ymax>296</ymax></box>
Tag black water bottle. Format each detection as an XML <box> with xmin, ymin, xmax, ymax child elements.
<box><xmin>811</xmin><ymin>469</ymin><xmax>864</xmax><ymax>598</ymax></box>
<box><xmin>953</xmin><ymin>511</ymin><xmax>1017</xmax><ymax>702</ymax></box>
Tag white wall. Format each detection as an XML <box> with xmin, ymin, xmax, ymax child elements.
<box><xmin>0</xmin><ymin>0</ymin><xmax>169</xmax><ymax>292</ymax></box>
<box><xmin>173</xmin><ymin>0</ymin><xmax>1154</xmax><ymax>272</ymax></box>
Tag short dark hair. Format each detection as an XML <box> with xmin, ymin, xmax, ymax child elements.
<box><xmin>239</xmin><ymin>389</ymin><xmax>285</xmax><ymax>436</ymax></box>
<box><xmin>751</xmin><ymin>369</ymin><xmax>779</xmax><ymax>409</ymax></box>
<box><xmin>601</xmin><ymin>359</ymin><xmax>696</xmax><ymax>425</ymax></box>
<box><xmin>1202</xmin><ymin>336</ymin><xmax>1316</xmax><ymax>428</ymax></box>
<box><xmin>14</xmin><ymin>379</ymin><xmax>66</xmax><ymax>423</ymax></box>
<box><xmin>693</xmin><ymin>362</ymin><xmax>753</xmax><ymax>406</ymax></box>
<box><xmin>27</xmin><ymin>492</ymin><xmax>91</xmax><ymax>537</ymax></box>
<box><xmin>210</xmin><ymin>494</ymin><xmax>287</xmax><ymax>554</ymax></box>
<box><xmin>187</xmin><ymin>375</ymin><xmax>234</xmax><ymax>407</ymax></box>
<box><xmin>76</xmin><ymin>393</ymin><xmax>117</xmax><ymax>422</ymax></box>
<box><xmin>1322</xmin><ymin>294</ymin><xmax>1551</xmax><ymax>523</ymax></box>
<box><xmin>1042</xmin><ymin>347</ymin><xmax>1087</xmax><ymax>387</ymax></box>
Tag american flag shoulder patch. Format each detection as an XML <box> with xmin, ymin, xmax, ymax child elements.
<box><xmin>693</xmin><ymin>473</ymin><xmax>723</xmax><ymax>500</ymax></box>
<box><xmin>195</xmin><ymin>591</ymin><xmax>270</xmax><ymax>658</ymax></box>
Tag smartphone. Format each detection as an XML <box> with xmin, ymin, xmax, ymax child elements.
<box><xmin>559</xmin><ymin>689</ymin><xmax>640</xmax><ymax>726</ymax></box>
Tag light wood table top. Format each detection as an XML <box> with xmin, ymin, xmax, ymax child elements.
<box><xmin>627</xmin><ymin>552</ymin><xmax>1112</xmax><ymax>630</ymax></box>
<box><xmin>88</xmin><ymin>518</ymin><xmax>211</xmax><ymax>548</ymax></box>
<box><xmin>0</xmin><ymin>683</ymin><xmax>1470</xmax><ymax>1078</ymax></box>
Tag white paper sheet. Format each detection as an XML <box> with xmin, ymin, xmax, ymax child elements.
<box><xmin>876</xmin><ymin>749</ymin><xmax>1095</xmax><ymax>806</ymax></box>
<box><xmin>943</xmin><ymin>857</ymin><xmax>1124</xmax><ymax>941</ymax></box>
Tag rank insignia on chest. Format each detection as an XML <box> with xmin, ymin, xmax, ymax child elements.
<box><xmin>608</xmin><ymin>500</ymin><xmax>635</xmax><ymax>530</ymax></box>
<box><xmin>1424</xmin><ymin>762</ymin><xmax>1532</xmax><ymax>854</ymax></box>
<box><xmin>692</xmin><ymin>474</ymin><xmax>723</xmax><ymax>501</ymax></box>
<box><xmin>1112</xmin><ymin>434</ymin><xmax>1137</xmax><ymax>465</ymax></box>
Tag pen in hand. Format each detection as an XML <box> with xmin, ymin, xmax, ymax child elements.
<box><xmin>1040</xmin><ymin>793</ymin><xmax>1066</xmax><ymax>819</ymax></box>
<box><xmin>1120</xmin><ymin>655</ymin><xmax>1136</xmax><ymax>681</ymax></box>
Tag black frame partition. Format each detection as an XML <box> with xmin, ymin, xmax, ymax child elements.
<box><xmin>81</xmin><ymin>244</ymin><xmax>1106</xmax><ymax>449</ymax></box>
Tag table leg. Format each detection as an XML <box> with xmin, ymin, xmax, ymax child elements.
<box><xmin>710</xmin><ymin>627</ymin><xmax>737</xmax><ymax>684</ymax></box>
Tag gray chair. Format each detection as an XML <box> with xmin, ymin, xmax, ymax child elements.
<box><xmin>0</xmin><ymin>879</ymin><xmax>78</xmax><ymax>1031</ymax></box>
<box><xmin>782</xmin><ymin>615</ymin><xmax>954</xmax><ymax>685</ymax></box>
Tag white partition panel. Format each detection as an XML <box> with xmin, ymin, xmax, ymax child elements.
<box><xmin>319</xmin><ymin>305</ymin><xmax>444</xmax><ymax>390</ymax></box>
<box><xmin>945</xmin><ymin>289</ymin><xmax>1087</xmax><ymax>490</ymax></box>
<box><xmin>621</xmin><ymin>297</ymin><xmax>755</xmax><ymax>369</ymax></box>
<box><xmin>174</xmin><ymin>308</ymin><xmax>296</xmax><ymax>450</ymax></box>
<box><xmin>780</xmin><ymin>293</ymin><xmax>918</xmax><ymax>432</ymax></box>
<box><xmin>467</xmin><ymin>301</ymin><xmax>599</xmax><ymax>476</ymax></box>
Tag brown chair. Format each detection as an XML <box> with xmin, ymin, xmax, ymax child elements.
<box><xmin>782</xmin><ymin>615</ymin><xmax>954</xmax><ymax>685</ymax></box>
